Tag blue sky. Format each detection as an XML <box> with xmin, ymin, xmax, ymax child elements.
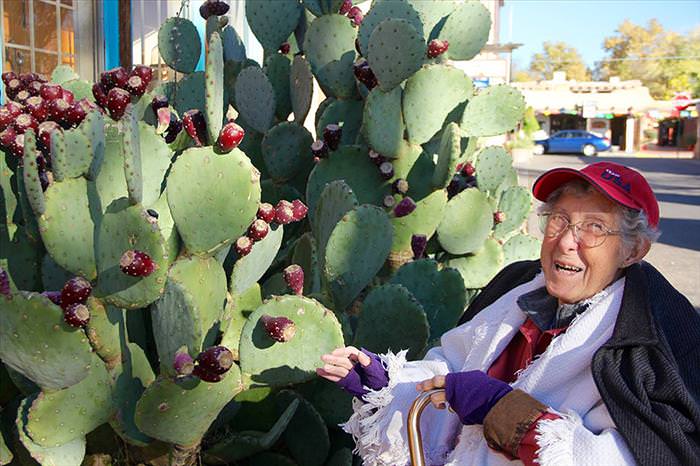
<box><xmin>501</xmin><ymin>0</ymin><xmax>700</xmax><ymax>70</ymax></box>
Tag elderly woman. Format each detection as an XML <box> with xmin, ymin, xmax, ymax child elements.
<box><xmin>318</xmin><ymin>162</ymin><xmax>700</xmax><ymax>466</ymax></box>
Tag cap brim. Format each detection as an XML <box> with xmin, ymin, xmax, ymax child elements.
<box><xmin>532</xmin><ymin>168</ymin><xmax>641</xmax><ymax>213</ymax></box>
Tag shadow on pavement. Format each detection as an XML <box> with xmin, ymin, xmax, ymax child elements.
<box><xmin>657</xmin><ymin>218</ymin><xmax>700</xmax><ymax>252</ymax></box>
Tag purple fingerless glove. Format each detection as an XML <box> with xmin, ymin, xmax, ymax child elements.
<box><xmin>445</xmin><ymin>370</ymin><xmax>512</xmax><ymax>425</ymax></box>
<box><xmin>336</xmin><ymin>348</ymin><xmax>389</xmax><ymax>398</ymax></box>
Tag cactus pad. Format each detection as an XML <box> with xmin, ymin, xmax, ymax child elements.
<box><xmin>152</xmin><ymin>255</ymin><xmax>227</xmax><ymax>375</ymax></box>
<box><xmin>403</xmin><ymin>64</ymin><xmax>472</xmax><ymax>144</ymax></box>
<box><xmin>324</xmin><ymin>205</ymin><xmax>393</xmax><ymax>311</ymax></box>
<box><xmin>120</xmin><ymin>107</ymin><xmax>143</xmax><ymax>205</ymax></box>
<box><xmin>389</xmin><ymin>259</ymin><xmax>466</xmax><ymax>340</ymax></box>
<box><xmin>316</xmin><ymin>99</ymin><xmax>363</xmax><ymax>147</ymax></box>
<box><xmin>302</xmin><ymin>0</ymin><xmax>344</xmax><ymax>16</ymax></box>
<box><xmin>135</xmin><ymin>122</ymin><xmax>172</xmax><ymax>207</ymax></box>
<box><xmin>166</xmin><ymin>147</ymin><xmax>261</xmax><ymax>255</ymax></box>
<box><xmin>358</xmin><ymin>1</ymin><xmax>423</xmax><ymax>57</ymax></box>
<box><xmin>363</xmin><ymin>86</ymin><xmax>407</xmax><ymax>159</ymax></box>
<box><xmin>22</xmin><ymin>131</ymin><xmax>45</xmax><ymax>215</ymax></box>
<box><xmin>475</xmin><ymin>146</ymin><xmax>512</xmax><ymax>194</ymax></box>
<box><xmin>312</xmin><ymin>180</ymin><xmax>358</xmax><ymax>271</ymax></box>
<box><xmin>437</xmin><ymin>188</ymin><xmax>493</xmax><ymax>254</ymax></box>
<box><xmin>134</xmin><ymin>366</ymin><xmax>244</xmax><ymax>446</ymax></box>
<box><xmin>503</xmin><ymin>234</ymin><xmax>541</xmax><ymax>266</ymax></box>
<box><xmin>25</xmin><ymin>354</ymin><xmax>113</xmax><ymax>447</ymax></box>
<box><xmin>265</xmin><ymin>54</ymin><xmax>293</xmax><ymax>121</ymax></box>
<box><xmin>158</xmin><ymin>17</ymin><xmax>201</xmax><ymax>73</ymax></box>
<box><xmin>246</xmin><ymin>0</ymin><xmax>302</xmax><ymax>52</ymax></box>
<box><xmin>390</xmin><ymin>189</ymin><xmax>447</xmax><ymax>254</ymax></box>
<box><xmin>38</xmin><ymin>177</ymin><xmax>97</xmax><ymax>279</ymax></box>
<box><xmin>222</xmin><ymin>25</ymin><xmax>246</xmax><ymax>62</ymax></box>
<box><xmin>437</xmin><ymin>1</ymin><xmax>490</xmax><ymax>60</ymax></box>
<box><xmin>277</xmin><ymin>390</ymin><xmax>329</xmax><ymax>466</ymax></box>
<box><xmin>261</xmin><ymin>122</ymin><xmax>313</xmax><ymax>182</ymax></box>
<box><xmin>51</xmin><ymin>64</ymin><xmax>79</xmax><ymax>84</ymax></box>
<box><xmin>367</xmin><ymin>18</ymin><xmax>425</xmax><ymax>92</ymax></box>
<box><xmin>432</xmin><ymin>122</ymin><xmax>462</xmax><ymax>188</ymax></box>
<box><xmin>173</xmin><ymin>71</ymin><xmax>206</xmax><ymax>116</ymax></box>
<box><xmin>494</xmin><ymin>186</ymin><xmax>532</xmax><ymax>241</ymax></box>
<box><xmin>0</xmin><ymin>292</ymin><xmax>92</xmax><ymax>390</ymax></box>
<box><xmin>229</xmin><ymin>224</ymin><xmax>284</xmax><ymax>295</ymax></box>
<box><xmin>235</xmin><ymin>66</ymin><xmax>276</xmax><ymax>134</ymax></box>
<box><xmin>50</xmin><ymin>128</ymin><xmax>92</xmax><ymax>181</ymax></box>
<box><xmin>304</xmin><ymin>15</ymin><xmax>358</xmax><ymax>99</ymax></box>
<box><xmin>461</xmin><ymin>85</ymin><xmax>526</xmax><ymax>137</ymax></box>
<box><xmin>354</xmin><ymin>284</ymin><xmax>429</xmax><ymax>359</ymax></box>
<box><xmin>206</xmin><ymin>31</ymin><xmax>225</xmax><ymax>143</ymax></box>
<box><xmin>445</xmin><ymin>237</ymin><xmax>504</xmax><ymax>288</ymax></box>
<box><xmin>95</xmin><ymin>201</ymin><xmax>170</xmax><ymax>309</ymax></box>
<box><xmin>85</xmin><ymin>298</ymin><xmax>122</xmax><ymax>368</ymax></box>
<box><xmin>290</xmin><ymin>55</ymin><xmax>313</xmax><ymax>124</ymax></box>
<box><xmin>239</xmin><ymin>295</ymin><xmax>344</xmax><ymax>386</ymax></box>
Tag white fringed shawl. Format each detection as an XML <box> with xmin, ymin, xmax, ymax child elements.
<box><xmin>342</xmin><ymin>273</ymin><xmax>638</xmax><ymax>466</ymax></box>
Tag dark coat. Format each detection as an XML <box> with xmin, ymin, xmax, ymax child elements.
<box><xmin>458</xmin><ymin>260</ymin><xmax>700</xmax><ymax>466</ymax></box>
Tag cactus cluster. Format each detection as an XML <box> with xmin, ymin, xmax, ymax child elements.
<box><xmin>0</xmin><ymin>1</ymin><xmax>542</xmax><ymax>465</ymax></box>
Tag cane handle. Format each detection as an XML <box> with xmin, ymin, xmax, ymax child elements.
<box><xmin>407</xmin><ymin>388</ymin><xmax>445</xmax><ymax>466</ymax></box>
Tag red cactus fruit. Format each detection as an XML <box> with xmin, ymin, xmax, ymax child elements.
<box><xmin>391</xmin><ymin>178</ymin><xmax>409</xmax><ymax>195</ymax></box>
<box><xmin>164</xmin><ymin>118</ymin><xmax>182</xmax><ymax>144</ymax></box>
<box><xmin>105</xmin><ymin>87</ymin><xmax>131</xmax><ymax>120</ymax></box>
<box><xmin>427</xmin><ymin>39</ymin><xmax>449</xmax><ymax>59</ymax></box>
<box><xmin>192</xmin><ymin>364</ymin><xmax>224</xmax><ymax>382</ymax></box>
<box><xmin>460</xmin><ymin>162</ymin><xmax>475</xmax><ymax>177</ymax></box>
<box><xmin>279</xmin><ymin>42</ymin><xmax>291</xmax><ymax>54</ymax></box>
<box><xmin>411</xmin><ymin>234</ymin><xmax>428</xmax><ymax>259</ymax></box>
<box><xmin>339</xmin><ymin>0</ymin><xmax>353</xmax><ymax>14</ymax></box>
<box><xmin>63</xmin><ymin>302</ymin><xmax>90</xmax><ymax>328</ymax></box>
<box><xmin>92</xmin><ymin>83</ymin><xmax>109</xmax><ymax>108</ymax></box>
<box><xmin>27</xmin><ymin>80</ymin><xmax>43</xmax><ymax>96</ymax></box>
<box><xmin>311</xmin><ymin>140</ymin><xmax>329</xmax><ymax>160</ymax></box>
<box><xmin>235</xmin><ymin>236</ymin><xmax>253</xmax><ymax>256</ymax></box>
<box><xmin>0</xmin><ymin>107</ymin><xmax>14</xmax><ymax>130</ymax></box>
<box><xmin>291</xmin><ymin>199</ymin><xmax>308</xmax><ymax>221</ymax></box>
<box><xmin>173</xmin><ymin>349</ymin><xmax>195</xmax><ymax>376</ymax></box>
<box><xmin>13</xmin><ymin>114</ymin><xmax>38</xmax><ymax>135</ymax></box>
<box><xmin>261</xmin><ymin>314</ymin><xmax>297</xmax><ymax>342</ymax></box>
<box><xmin>130</xmin><ymin>64</ymin><xmax>153</xmax><ymax>86</ymax></box>
<box><xmin>394</xmin><ymin>196</ymin><xmax>417</xmax><ymax>217</ymax></box>
<box><xmin>60</xmin><ymin>276</ymin><xmax>92</xmax><ymax>307</ymax></box>
<box><xmin>25</xmin><ymin>96</ymin><xmax>47</xmax><ymax>122</ymax></box>
<box><xmin>39</xmin><ymin>83</ymin><xmax>63</xmax><ymax>101</ymax></box>
<box><xmin>196</xmin><ymin>346</ymin><xmax>234</xmax><ymax>375</ymax></box>
<box><xmin>0</xmin><ymin>267</ymin><xmax>10</xmax><ymax>297</ymax></box>
<box><xmin>322</xmin><ymin>124</ymin><xmax>342</xmax><ymax>151</ymax></box>
<box><xmin>216</xmin><ymin>121</ymin><xmax>245</xmax><ymax>152</ymax></box>
<box><xmin>348</xmin><ymin>6</ymin><xmax>363</xmax><ymax>26</ymax></box>
<box><xmin>120</xmin><ymin>250</ymin><xmax>158</xmax><ymax>277</ymax></box>
<box><xmin>60</xmin><ymin>88</ymin><xmax>74</xmax><ymax>104</ymax></box>
<box><xmin>248</xmin><ymin>219</ymin><xmax>269</xmax><ymax>242</ymax></box>
<box><xmin>0</xmin><ymin>126</ymin><xmax>17</xmax><ymax>151</ymax></box>
<box><xmin>352</xmin><ymin>60</ymin><xmax>377</xmax><ymax>90</ymax></box>
<box><xmin>125</xmin><ymin>75</ymin><xmax>147</xmax><ymax>97</ymax></box>
<box><xmin>257</xmin><ymin>203</ymin><xmax>275</xmax><ymax>223</ymax></box>
<box><xmin>1</xmin><ymin>71</ymin><xmax>17</xmax><ymax>86</ymax></box>
<box><xmin>182</xmin><ymin>109</ymin><xmax>208</xmax><ymax>146</ymax></box>
<box><xmin>151</xmin><ymin>94</ymin><xmax>169</xmax><ymax>111</ymax></box>
<box><xmin>65</xmin><ymin>102</ymin><xmax>87</xmax><ymax>128</ymax></box>
<box><xmin>493</xmin><ymin>211</ymin><xmax>506</xmax><ymax>224</ymax></box>
<box><xmin>283</xmin><ymin>264</ymin><xmax>304</xmax><ymax>296</ymax></box>
<box><xmin>101</xmin><ymin>66</ymin><xmax>129</xmax><ymax>90</ymax></box>
<box><xmin>5</xmin><ymin>79</ymin><xmax>22</xmax><ymax>100</ymax></box>
<box><xmin>274</xmin><ymin>200</ymin><xmax>295</xmax><ymax>225</ymax></box>
<box><xmin>37</xmin><ymin>121</ymin><xmax>61</xmax><ymax>153</ymax></box>
<box><xmin>46</xmin><ymin>98</ymin><xmax>71</xmax><ymax>126</ymax></box>
<box><xmin>14</xmin><ymin>90</ymin><xmax>31</xmax><ymax>105</ymax></box>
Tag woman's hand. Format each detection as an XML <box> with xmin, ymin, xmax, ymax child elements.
<box><xmin>416</xmin><ymin>375</ymin><xmax>448</xmax><ymax>409</ymax></box>
<box><xmin>316</xmin><ymin>346</ymin><xmax>371</xmax><ymax>382</ymax></box>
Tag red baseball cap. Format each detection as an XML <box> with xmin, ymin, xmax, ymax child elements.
<box><xmin>532</xmin><ymin>161</ymin><xmax>659</xmax><ymax>228</ymax></box>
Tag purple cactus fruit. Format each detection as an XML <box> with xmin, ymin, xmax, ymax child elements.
<box><xmin>37</xmin><ymin>120</ymin><xmax>61</xmax><ymax>154</ymax></box>
<box><xmin>383</xmin><ymin>194</ymin><xmax>396</xmax><ymax>208</ymax></box>
<box><xmin>311</xmin><ymin>140</ymin><xmax>329</xmax><ymax>160</ymax></box>
<box><xmin>379</xmin><ymin>161</ymin><xmax>394</xmax><ymax>180</ymax></box>
<box><xmin>235</xmin><ymin>236</ymin><xmax>253</xmax><ymax>256</ymax></box>
<box><xmin>352</xmin><ymin>60</ymin><xmax>377</xmax><ymax>90</ymax></box>
<box><xmin>164</xmin><ymin>118</ymin><xmax>182</xmax><ymax>144</ymax></box>
<box><xmin>279</xmin><ymin>42</ymin><xmax>291</xmax><ymax>54</ymax></box>
<box><xmin>41</xmin><ymin>290</ymin><xmax>62</xmax><ymax>306</ymax></box>
<box><xmin>199</xmin><ymin>0</ymin><xmax>229</xmax><ymax>19</ymax></box>
<box><xmin>493</xmin><ymin>211</ymin><xmax>506</xmax><ymax>224</ymax></box>
<box><xmin>447</xmin><ymin>174</ymin><xmax>468</xmax><ymax>199</ymax></box>
<box><xmin>105</xmin><ymin>87</ymin><xmax>131</xmax><ymax>121</ymax></box>
<box><xmin>0</xmin><ymin>267</ymin><xmax>10</xmax><ymax>297</ymax></box>
<box><xmin>25</xmin><ymin>96</ymin><xmax>47</xmax><ymax>122</ymax></box>
<box><xmin>427</xmin><ymin>39</ymin><xmax>449</xmax><ymax>59</ymax></box>
<box><xmin>65</xmin><ymin>101</ymin><xmax>87</xmax><ymax>128</ymax></box>
<box><xmin>5</xmin><ymin>78</ymin><xmax>22</xmax><ymax>100</ymax></box>
<box><xmin>394</xmin><ymin>196</ymin><xmax>416</xmax><ymax>217</ymax></box>
<box><xmin>339</xmin><ymin>0</ymin><xmax>352</xmax><ymax>14</ymax></box>
<box><xmin>391</xmin><ymin>178</ymin><xmax>409</xmax><ymax>195</ymax></box>
<box><xmin>173</xmin><ymin>349</ymin><xmax>194</xmax><ymax>376</ymax></box>
<box><xmin>256</xmin><ymin>202</ymin><xmax>276</xmax><ymax>223</ymax></box>
<box><xmin>13</xmin><ymin>113</ymin><xmax>39</xmax><ymax>135</ymax></box>
<box><xmin>274</xmin><ymin>200</ymin><xmax>295</xmax><ymax>225</ymax></box>
<box><xmin>411</xmin><ymin>234</ymin><xmax>428</xmax><ymax>259</ymax></box>
<box><xmin>0</xmin><ymin>126</ymin><xmax>17</xmax><ymax>152</ymax></box>
<box><xmin>247</xmin><ymin>219</ymin><xmax>269</xmax><ymax>242</ymax></box>
<box><xmin>125</xmin><ymin>75</ymin><xmax>147</xmax><ymax>97</ymax></box>
<box><xmin>291</xmin><ymin>199</ymin><xmax>308</xmax><ymax>222</ymax></box>
<box><xmin>92</xmin><ymin>83</ymin><xmax>109</xmax><ymax>109</ymax></box>
<box><xmin>348</xmin><ymin>6</ymin><xmax>363</xmax><ymax>26</ymax></box>
<box><xmin>1</xmin><ymin>71</ymin><xmax>17</xmax><ymax>86</ymax></box>
<box><xmin>151</xmin><ymin>94</ymin><xmax>169</xmax><ymax>112</ymax></box>
<box><xmin>146</xmin><ymin>209</ymin><xmax>159</xmax><ymax>219</ymax></box>
<box><xmin>261</xmin><ymin>314</ymin><xmax>297</xmax><ymax>342</ymax></box>
<box><xmin>182</xmin><ymin>109</ymin><xmax>208</xmax><ymax>146</ymax></box>
<box><xmin>60</xmin><ymin>276</ymin><xmax>92</xmax><ymax>307</ymax></box>
<box><xmin>368</xmin><ymin>150</ymin><xmax>384</xmax><ymax>166</ymax></box>
<box><xmin>196</xmin><ymin>346</ymin><xmax>234</xmax><ymax>375</ymax></box>
<box><xmin>63</xmin><ymin>302</ymin><xmax>90</xmax><ymax>328</ymax></box>
<box><xmin>120</xmin><ymin>250</ymin><xmax>158</xmax><ymax>277</ymax></box>
<box><xmin>283</xmin><ymin>264</ymin><xmax>304</xmax><ymax>296</ymax></box>
<box><xmin>322</xmin><ymin>124</ymin><xmax>342</xmax><ymax>151</ymax></box>
<box><xmin>193</xmin><ymin>365</ymin><xmax>224</xmax><ymax>383</ymax></box>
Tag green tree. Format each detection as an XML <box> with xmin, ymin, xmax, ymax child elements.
<box><xmin>598</xmin><ymin>20</ymin><xmax>700</xmax><ymax>99</ymax></box>
<box><xmin>528</xmin><ymin>41</ymin><xmax>591</xmax><ymax>81</ymax></box>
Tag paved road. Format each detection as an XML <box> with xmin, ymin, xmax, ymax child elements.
<box><xmin>513</xmin><ymin>153</ymin><xmax>700</xmax><ymax>311</ymax></box>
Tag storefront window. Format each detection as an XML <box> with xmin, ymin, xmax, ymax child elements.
<box><xmin>2</xmin><ymin>0</ymin><xmax>79</xmax><ymax>76</ymax></box>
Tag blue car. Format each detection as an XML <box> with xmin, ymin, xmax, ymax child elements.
<box><xmin>533</xmin><ymin>130</ymin><xmax>611</xmax><ymax>156</ymax></box>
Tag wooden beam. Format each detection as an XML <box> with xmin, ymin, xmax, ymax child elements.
<box><xmin>118</xmin><ymin>0</ymin><xmax>132</xmax><ymax>68</ymax></box>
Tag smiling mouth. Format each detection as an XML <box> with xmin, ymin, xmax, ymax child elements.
<box><xmin>555</xmin><ymin>262</ymin><xmax>583</xmax><ymax>273</ymax></box>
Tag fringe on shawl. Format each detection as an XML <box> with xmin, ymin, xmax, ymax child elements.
<box><xmin>534</xmin><ymin>410</ymin><xmax>581</xmax><ymax>466</ymax></box>
<box><xmin>341</xmin><ymin>350</ymin><xmax>410</xmax><ymax>466</ymax></box>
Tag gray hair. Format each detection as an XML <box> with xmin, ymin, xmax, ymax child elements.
<box><xmin>537</xmin><ymin>178</ymin><xmax>661</xmax><ymax>252</ymax></box>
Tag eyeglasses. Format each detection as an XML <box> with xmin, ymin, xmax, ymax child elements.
<box><xmin>537</xmin><ymin>213</ymin><xmax>621</xmax><ymax>248</ymax></box>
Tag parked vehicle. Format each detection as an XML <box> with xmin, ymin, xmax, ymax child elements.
<box><xmin>533</xmin><ymin>130</ymin><xmax>611</xmax><ymax>156</ymax></box>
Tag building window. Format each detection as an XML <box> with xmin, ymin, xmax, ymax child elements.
<box><xmin>2</xmin><ymin>0</ymin><xmax>78</xmax><ymax>76</ymax></box>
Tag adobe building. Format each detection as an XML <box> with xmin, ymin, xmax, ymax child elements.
<box><xmin>511</xmin><ymin>71</ymin><xmax>692</xmax><ymax>152</ymax></box>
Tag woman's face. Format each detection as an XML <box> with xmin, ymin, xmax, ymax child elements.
<box><xmin>540</xmin><ymin>189</ymin><xmax>629</xmax><ymax>305</ymax></box>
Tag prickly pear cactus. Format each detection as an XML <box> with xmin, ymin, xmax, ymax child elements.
<box><xmin>0</xmin><ymin>0</ymin><xmax>540</xmax><ymax>464</ymax></box>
